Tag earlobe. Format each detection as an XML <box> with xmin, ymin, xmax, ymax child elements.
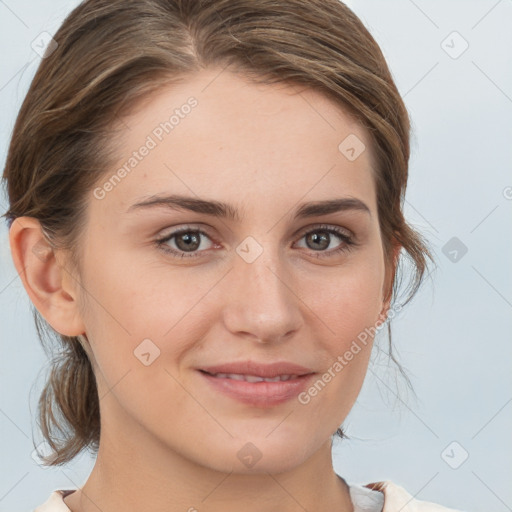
<box><xmin>8</xmin><ymin>216</ymin><xmax>86</xmax><ymax>337</ymax></box>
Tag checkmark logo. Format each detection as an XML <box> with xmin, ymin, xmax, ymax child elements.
<box><xmin>236</xmin><ymin>236</ymin><xmax>263</xmax><ymax>263</ymax></box>
<box><xmin>441</xmin><ymin>31</ymin><xmax>469</xmax><ymax>59</ymax></box>
<box><xmin>338</xmin><ymin>133</ymin><xmax>366</xmax><ymax>162</ymax></box>
<box><xmin>442</xmin><ymin>236</ymin><xmax>468</xmax><ymax>263</ymax></box>
<box><xmin>441</xmin><ymin>441</ymin><xmax>469</xmax><ymax>469</ymax></box>
<box><xmin>31</xmin><ymin>31</ymin><xmax>58</xmax><ymax>58</ymax></box>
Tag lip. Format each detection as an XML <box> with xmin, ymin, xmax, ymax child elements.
<box><xmin>197</xmin><ymin>360</ymin><xmax>316</xmax><ymax>407</ymax></box>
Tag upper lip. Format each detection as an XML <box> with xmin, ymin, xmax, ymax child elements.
<box><xmin>198</xmin><ymin>361</ymin><xmax>315</xmax><ymax>378</ymax></box>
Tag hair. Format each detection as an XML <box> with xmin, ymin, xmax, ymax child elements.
<box><xmin>2</xmin><ymin>0</ymin><xmax>433</xmax><ymax>466</ymax></box>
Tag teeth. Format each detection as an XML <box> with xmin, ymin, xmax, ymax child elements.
<box><xmin>244</xmin><ymin>374</ymin><xmax>265</xmax><ymax>383</ymax></box>
<box><xmin>211</xmin><ymin>373</ymin><xmax>299</xmax><ymax>382</ymax></box>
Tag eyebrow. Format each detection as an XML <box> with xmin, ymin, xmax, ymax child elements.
<box><xmin>126</xmin><ymin>194</ymin><xmax>371</xmax><ymax>221</ymax></box>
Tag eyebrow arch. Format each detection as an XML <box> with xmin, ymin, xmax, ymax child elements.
<box><xmin>126</xmin><ymin>194</ymin><xmax>371</xmax><ymax>221</ymax></box>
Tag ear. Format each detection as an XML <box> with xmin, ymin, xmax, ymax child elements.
<box><xmin>9</xmin><ymin>217</ymin><xmax>86</xmax><ymax>337</ymax></box>
<box><xmin>378</xmin><ymin>238</ymin><xmax>401</xmax><ymax>325</ymax></box>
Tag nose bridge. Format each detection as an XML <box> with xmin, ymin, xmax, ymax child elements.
<box><xmin>222</xmin><ymin>237</ymin><xmax>303</xmax><ymax>342</ymax></box>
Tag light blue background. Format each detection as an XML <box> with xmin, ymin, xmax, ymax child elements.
<box><xmin>1</xmin><ymin>1</ymin><xmax>511</xmax><ymax>511</ymax></box>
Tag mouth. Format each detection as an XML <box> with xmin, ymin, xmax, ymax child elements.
<box><xmin>197</xmin><ymin>368</ymin><xmax>316</xmax><ymax>407</ymax></box>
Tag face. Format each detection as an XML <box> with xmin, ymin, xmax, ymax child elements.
<box><xmin>70</xmin><ymin>67</ymin><xmax>392</xmax><ymax>474</ymax></box>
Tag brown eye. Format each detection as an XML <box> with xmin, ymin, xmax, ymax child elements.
<box><xmin>156</xmin><ymin>228</ymin><xmax>215</xmax><ymax>258</ymax></box>
<box><xmin>304</xmin><ymin>231</ymin><xmax>331</xmax><ymax>251</ymax></box>
<box><xmin>174</xmin><ymin>232</ymin><xmax>201</xmax><ymax>252</ymax></box>
<box><xmin>295</xmin><ymin>225</ymin><xmax>356</xmax><ymax>258</ymax></box>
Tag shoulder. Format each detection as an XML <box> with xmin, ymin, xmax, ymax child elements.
<box><xmin>355</xmin><ymin>480</ymin><xmax>466</xmax><ymax>512</ymax></box>
<box><xmin>33</xmin><ymin>489</ymin><xmax>74</xmax><ymax>512</ymax></box>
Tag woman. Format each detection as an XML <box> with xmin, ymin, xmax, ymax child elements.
<box><xmin>3</xmin><ymin>0</ymin><xmax>463</xmax><ymax>510</ymax></box>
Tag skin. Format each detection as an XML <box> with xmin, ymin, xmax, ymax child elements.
<box><xmin>10</xmin><ymin>67</ymin><xmax>399</xmax><ymax>512</ymax></box>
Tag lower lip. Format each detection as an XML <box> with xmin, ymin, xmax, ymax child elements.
<box><xmin>198</xmin><ymin>371</ymin><xmax>316</xmax><ymax>407</ymax></box>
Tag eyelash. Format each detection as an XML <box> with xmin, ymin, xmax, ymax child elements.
<box><xmin>154</xmin><ymin>224</ymin><xmax>357</xmax><ymax>260</ymax></box>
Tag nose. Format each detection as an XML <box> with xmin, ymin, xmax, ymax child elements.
<box><xmin>221</xmin><ymin>245</ymin><xmax>304</xmax><ymax>344</ymax></box>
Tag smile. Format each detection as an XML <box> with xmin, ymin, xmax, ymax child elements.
<box><xmin>198</xmin><ymin>370</ymin><xmax>315</xmax><ymax>407</ymax></box>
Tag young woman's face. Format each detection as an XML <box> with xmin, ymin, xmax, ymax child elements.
<box><xmin>74</xmin><ymin>67</ymin><xmax>392</xmax><ymax>474</ymax></box>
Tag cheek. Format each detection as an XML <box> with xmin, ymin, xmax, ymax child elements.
<box><xmin>304</xmin><ymin>253</ymin><xmax>385</xmax><ymax>340</ymax></box>
<box><xmin>78</xmin><ymin>247</ymin><xmax>219</xmax><ymax>398</ymax></box>
<box><xmin>82</xmin><ymin>241</ymin><xmax>198</xmax><ymax>335</ymax></box>
<box><xmin>295</xmin><ymin>252</ymin><xmax>385</xmax><ymax>407</ymax></box>
<box><xmin>295</xmin><ymin>290</ymin><xmax>380</xmax><ymax>435</ymax></box>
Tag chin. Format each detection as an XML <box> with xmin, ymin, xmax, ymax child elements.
<box><xmin>201</xmin><ymin>429</ymin><xmax>320</xmax><ymax>475</ymax></box>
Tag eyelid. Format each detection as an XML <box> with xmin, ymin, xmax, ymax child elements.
<box><xmin>157</xmin><ymin>223</ymin><xmax>215</xmax><ymax>239</ymax></box>
<box><xmin>295</xmin><ymin>223</ymin><xmax>353</xmax><ymax>239</ymax></box>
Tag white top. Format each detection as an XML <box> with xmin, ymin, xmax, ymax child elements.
<box><xmin>32</xmin><ymin>480</ymin><xmax>465</xmax><ymax>512</ymax></box>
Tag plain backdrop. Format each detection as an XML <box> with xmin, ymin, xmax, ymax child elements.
<box><xmin>1</xmin><ymin>1</ymin><xmax>511</xmax><ymax>511</ymax></box>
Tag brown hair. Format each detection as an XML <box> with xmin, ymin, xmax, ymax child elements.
<box><xmin>2</xmin><ymin>0</ymin><xmax>433</xmax><ymax>466</ymax></box>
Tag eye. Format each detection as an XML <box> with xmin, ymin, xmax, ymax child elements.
<box><xmin>155</xmin><ymin>227</ymin><xmax>216</xmax><ymax>259</ymax></box>
<box><xmin>294</xmin><ymin>224</ymin><xmax>356</xmax><ymax>258</ymax></box>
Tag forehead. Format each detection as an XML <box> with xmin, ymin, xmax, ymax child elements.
<box><xmin>93</xmin><ymin>67</ymin><xmax>377</xmax><ymax>221</ymax></box>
